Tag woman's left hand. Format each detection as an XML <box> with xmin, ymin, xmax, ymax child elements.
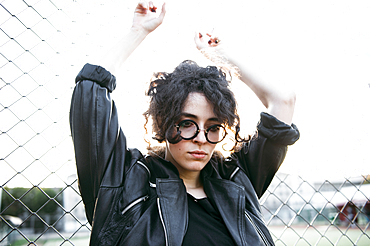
<box><xmin>194</xmin><ymin>31</ymin><xmax>222</xmax><ymax>50</ymax></box>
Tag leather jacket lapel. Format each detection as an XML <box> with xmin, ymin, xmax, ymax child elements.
<box><xmin>204</xmin><ymin>177</ymin><xmax>246</xmax><ymax>246</ymax></box>
<box><xmin>157</xmin><ymin>179</ymin><xmax>188</xmax><ymax>246</ymax></box>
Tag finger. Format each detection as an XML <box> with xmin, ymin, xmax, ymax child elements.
<box><xmin>136</xmin><ymin>1</ymin><xmax>148</xmax><ymax>14</ymax></box>
<box><xmin>208</xmin><ymin>28</ymin><xmax>215</xmax><ymax>36</ymax></box>
<box><xmin>206</xmin><ymin>28</ymin><xmax>217</xmax><ymax>38</ymax></box>
<box><xmin>194</xmin><ymin>31</ymin><xmax>202</xmax><ymax>43</ymax></box>
<box><xmin>194</xmin><ymin>32</ymin><xmax>207</xmax><ymax>50</ymax></box>
<box><xmin>149</xmin><ymin>1</ymin><xmax>156</xmax><ymax>12</ymax></box>
<box><xmin>197</xmin><ymin>31</ymin><xmax>208</xmax><ymax>41</ymax></box>
<box><xmin>139</xmin><ymin>1</ymin><xmax>148</xmax><ymax>9</ymax></box>
<box><xmin>158</xmin><ymin>2</ymin><xmax>166</xmax><ymax>20</ymax></box>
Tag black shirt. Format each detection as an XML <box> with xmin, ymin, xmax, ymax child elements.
<box><xmin>182</xmin><ymin>193</ymin><xmax>236</xmax><ymax>246</ymax></box>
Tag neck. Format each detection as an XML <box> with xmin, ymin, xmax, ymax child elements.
<box><xmin>180</xmin><ymin>172</ymin><xmax>207</xmax><ymax>199</ymax></box>
<box><xmin>180</xmin><ymin>172</ymin><xmax>202</xmax><ymax>189</ymax></box>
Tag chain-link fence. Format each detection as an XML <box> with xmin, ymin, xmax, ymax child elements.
<box><xmin>261</xmin><ymin>174</ymin><xmax>370</xmax><ymax>245</ymax></box>
<box><xmin>0</xmin><ymin>0</ymin><xmax>90</xmax><ymax>245</ymax></box>
<box><xmin>1</xmin><ymin>0</ymin><xmax>369</xmax><ymax>245</ymax></box>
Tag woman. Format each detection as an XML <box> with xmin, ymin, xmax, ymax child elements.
<box><xmin>70</xmin><ymin>2</ymin><xmax>299</xmax><ymax>245</ymax></box>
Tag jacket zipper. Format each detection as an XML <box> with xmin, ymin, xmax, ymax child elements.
<box><xmin>137</xmin><ymin>160</ymin><xmax>156</xmax><ymax>187</ymax></box>
<box><xmin>245</xmin><ymin>211</ymin><xmax>270</xmax><ymax>246</ymax></box>
<box><xmin>121</xmin><ymin>195</ymin><xmax>149</xmax><ymax>215</ymax></box>
<box><xmin>230</xmin><ymin>167</ymin><xmax>240</xmax><ymax>180</ymax></box>
<box><xmin>157</xmin><ymin>198</ymin><xmax>169</xmax><ymax>246</ymax></box>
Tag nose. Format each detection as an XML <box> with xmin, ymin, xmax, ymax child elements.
<box><xmin>193</xmin><ymin>128</ymin><xmax>207</xmax><ymax>144</ymax></box>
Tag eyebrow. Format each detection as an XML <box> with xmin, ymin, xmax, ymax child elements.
<box><xmin>180</xmin><ymin>112</ymin><xmax>219</xmax><ymax>122</ymax></box>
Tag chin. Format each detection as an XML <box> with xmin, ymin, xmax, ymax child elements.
<box><xmin>186</xmin><ymin>160</ymin><xmax>208</xmax><ymax>171</ymax></box>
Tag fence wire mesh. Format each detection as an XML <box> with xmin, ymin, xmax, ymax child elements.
<box><xmin>0</xmin><ymin>0</ymin><xmax>369</xmax><ymax>245</ymax></box>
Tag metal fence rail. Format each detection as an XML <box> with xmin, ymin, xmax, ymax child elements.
<box><xmin>0</xmin><ymin>0</ymin><xmax>369</xmax><ymax>245</ymax></box>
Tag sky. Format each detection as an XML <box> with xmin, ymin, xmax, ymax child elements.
<box><xmin>1</xmin><ymin>0</ymin><xmax>369</xmax><ymax>188</ymax></box>
<box><xmin>71</xmin><ymin>0</ymin><xmax>370</xmax><ymax>180</ymax></box>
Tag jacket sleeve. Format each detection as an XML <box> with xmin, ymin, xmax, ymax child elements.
<box><xmin>233</xmin><ymin>112</ymin><xmax>300</xmax><ymax>198</ymax></box>
<box><xmin>69</xmin><ymin>63</ymin><xmax>122</xmax><ymax>224</ymax></box>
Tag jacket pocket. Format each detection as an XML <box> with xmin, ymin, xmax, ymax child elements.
<box><xmin>121</xmin><ymin>195</ymin><xmax>149</xmax><ymax>216</ymax></box>
<box><xmin>98</xmin><ymin>192</ymin><xmax>150</xmax><ymax>246</ymax></box>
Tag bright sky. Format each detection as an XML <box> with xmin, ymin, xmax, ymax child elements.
<box><xmin>73</xmin><ymin>0</ymin><xmax>369</xmax><ymax>180</ymax></box>
<box><xmin>1</xmin><ymin>0</ymin><xmax>369</xmax><ymax>188</ymax></box>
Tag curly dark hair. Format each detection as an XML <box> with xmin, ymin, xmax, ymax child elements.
<box><xmin>144</xmin><ymin>60</ymin><xmax>245</xmax><ymax>150</ymax></box>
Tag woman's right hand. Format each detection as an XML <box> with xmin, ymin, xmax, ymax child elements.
<box><xmin>132</xmin><ymin>1</ymin><xmax>166</xmax><ymax>34</ymax></box>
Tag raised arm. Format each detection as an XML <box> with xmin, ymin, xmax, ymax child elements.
<box><xmin>194</xmin><ymin>32</ymin><xmax>300</xmax><ymax>197</ymax></box>
<box><xmin>70</xmin><ymin>1</ymin><xmax>165</xmax><ymax>224</ymax></box>
<box><xmin>100</xmin><ymin>1</ymin><xmax>166</xmax><ymax>74</ymax></box>
<box><xmin>194</xmin><ymin>32</ymin><xmax>295</xmax><ymax>125</ymax></box>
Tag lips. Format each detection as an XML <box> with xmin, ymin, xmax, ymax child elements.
<box><xmin>189</xmin><ymin>150</ymin><xmax>207</xmax><ymax>159</ymax></box>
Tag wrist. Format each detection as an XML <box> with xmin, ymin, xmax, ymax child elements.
<box><xmin>200</xmin><ymin>47</ymin><xmax>239</xmax><ymax>77</ymax></box>
<box><xmin>130</xmin><ymin>26</ymin><xmax>150</xmax><ymax>38</ymax></box>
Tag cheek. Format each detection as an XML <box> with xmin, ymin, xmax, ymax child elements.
<box><xmin>208</xmin><ymin>144</ymin><xmax>217</xmax><ymax>152</ymax></box>
<box><xmin>170</xmin><ymin>143</ymin><xmax>184</xmax><ymax>154</ymax></box>
<box><xmin>175</xmin><ymin>145</ymin><xmax>184</xmax><ymax>153</ymax></box>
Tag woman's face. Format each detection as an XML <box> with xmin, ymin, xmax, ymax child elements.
<box><xmin>165</xmin><ymin>92</ymin><xmax>220</xmax><ymax>178</ymax></box>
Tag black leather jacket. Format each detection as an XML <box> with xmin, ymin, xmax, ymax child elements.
<box><xmin>70</xmin><ymin>64</ymin><xmax>300</xmax><ymax>246</ymax></box>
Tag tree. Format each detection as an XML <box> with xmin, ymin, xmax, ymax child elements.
<box><xmin>1</xmin><ymin>187</ymin><xmax>63</xmax><ymax>233</ymax></box>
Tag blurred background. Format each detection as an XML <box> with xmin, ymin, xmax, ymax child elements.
<box><xmin>0</xmin><ymin>0</ymin><xmax>369</xmax><ymax>245</ymax></box>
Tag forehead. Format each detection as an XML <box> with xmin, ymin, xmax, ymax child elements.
<box><xmin>182</xmin><ymin>92</ymin><xmax>217</xmax><ymax>121</ymax></box>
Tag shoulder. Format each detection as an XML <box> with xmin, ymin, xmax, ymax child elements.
<box><xmin>75</xmin><ymin>63</ymin><xmax>116</xmax><ymax>92</ymax></box>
